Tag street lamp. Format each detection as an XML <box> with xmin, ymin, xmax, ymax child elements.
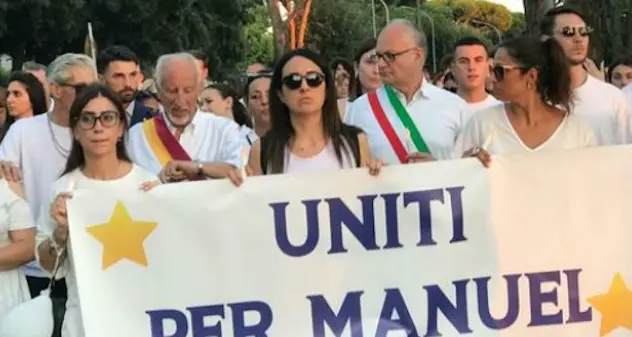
<box><xmin>370</xmin><ymin>0</ymin><xmax>390</xmax><ymax>37</ymax></box>
<box><xmin>471</xmin><ymin>19</ymin><xmax>503</xmax><ymax>44</ymax></box>
<box><xmin>416</xmin><ymin>7</ymin><xmax>437</xmax><ymax>74</ymax></box>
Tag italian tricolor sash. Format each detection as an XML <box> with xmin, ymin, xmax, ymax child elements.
<box><xmin>368</xmin><ymin>85</ymin><xmax>430</xmax><ymax>163</ymax></box>
<box><xmin>141</xmin><ymin>115</ymin><xmax>192</xmax><ymax>166</ymax></box>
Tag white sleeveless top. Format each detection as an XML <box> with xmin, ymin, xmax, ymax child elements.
<box><xmin>284</xmin><ymin>141</ymin><xmax>356</xmax><ymax>174</ymax></box>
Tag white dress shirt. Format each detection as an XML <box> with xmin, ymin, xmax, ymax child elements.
<box><xmin>345</xmin><ymin>80</ymin><xmax>469</xmax><ymax>163</ymax></box>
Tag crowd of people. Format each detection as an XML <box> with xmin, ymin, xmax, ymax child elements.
<box><xmin>0</xmin><ymin>4</ymin><xmax>631</xmax><ymax>337</ymax></box>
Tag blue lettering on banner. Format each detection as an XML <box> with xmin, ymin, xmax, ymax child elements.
<box><xmin>307</xmin><ymin>269</ymin><xmax>592</xmax><ymax>337</ymax></box>
<box><xmin>146</xmin><ymin>301</ymin><xmax>273</xmax><ymax>337</ymax></box>
<box><xmin>270</xmin><ymin>187</ymin><xmax>467</xmax><ymax>257</ymax></box>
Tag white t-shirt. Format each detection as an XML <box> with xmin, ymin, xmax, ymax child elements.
<box><xmin>34</xmin><ymin>165</ymin><xmax>156</xmax><ymax>337</ymax></box>
<box><xmin>622</xmin><ymin>83</ymin><xmax>632</xmax><ymax>109</ymax></box>
<box><xmin>454</xmin><ymin>104</ymin><xmax>597</xmax><ymax>156</ymax></box>
<box><xmin>466</xmin><ymin>95</ymin><xmax>501</xmax><ymax>115</ymax></box>
<box><xmin>573</xmin><ymin>76</ymin><xmax>631</xmax><ymax>145</ymax></box>
<box><xmin>0</xmin><ymin>113</ymin><xmax>72</xmax><ymax>277</ymax></box>
<box><xmin>345</xmin><ymin>81</ymin><xmax>469</xmax><ymax>164</ymax></box>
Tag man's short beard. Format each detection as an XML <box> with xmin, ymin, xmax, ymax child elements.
<box><xmin>568</xmin><ymin>55</ymin><xmax>587</xmax><ymax>66</ymax></box>
<box><xmin>119</xmin><ymin>90</ymin><xmax>137</xmax><ymax>104</ymax></box>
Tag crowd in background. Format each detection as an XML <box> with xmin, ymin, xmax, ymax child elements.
<box><xmin>0</xmin><ymin>4</ymin><xmax>631</xmax><ymax>337</ymax></box>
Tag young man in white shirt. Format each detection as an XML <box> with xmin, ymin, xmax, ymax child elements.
<box><xmin>0</xmin><ymin>53</ymin><xmax>98</xmax><ymax>299</ymax></box>
<box><xmin>345</xmin><ymin>19</ymin><xmax>469</xmax><ymax>164</ymax></box>
<box><xmin>541</xmin><ymin>6</ymin><xmax>631</xmax><ymax>145</ymax></box>
<box><xmin>127</xmin><ymin>53</ymin><xmax>244</xmax><ymax>183</ymax></box>
<box><xmin>451</xmin><ymin>36</ymin><xmax>500</xmax><ymax>117</ymax></box>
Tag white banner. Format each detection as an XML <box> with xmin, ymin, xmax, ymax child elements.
<box><xmin>67</xmin><ymin>147</ymin><xmax>632</xmax><ymax>337</ymax></box>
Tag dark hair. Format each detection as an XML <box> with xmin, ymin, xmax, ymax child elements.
<box><xmin>454</xmin><ymin>36</ymin><xmax>489</xmax><ymax>54</ymax></box>
<box><xmin>607</xmin><ymin>56</ymin><xmax>632</xmax><ymax>83</ymax></box>
<box><xmin>443</xmin><ymin>71</ymin><xmax>456</xmax><ymax>83</ymax></box>
<box><xmin>500</xmin><ymin>36</ymin><xmax>573</xmax><ymax>112</ymax></box>
<box><xmin>244</xmin><ymin>71</ymin><xmax>272</xmax><ymax>103</ymax></box>
<box><xmin>97</xmin><ymin>45</ymin><xmax>139</xmax><ymax>74</ymax></box>
<box><xmin>6</xmin><ymin>71</ymin><xmax>47</xmax><ymax>126</ymax></box>
<box><xmin>540</xmin><ymin>5</ymin><xmax>588</xmax><ymax>36</ymax></box>
<box><xmin>350</xmin><ymin>38</ymin><xmax>377</xmax><ymax>100</ymax></box>
<box><xmin>330</xmin><ymin>59</ymin><xmax>354</xmax><ymax>98</ymax></box>
<box><xmin>206</xmin><ymin>83</ymin><xmax>253</xmax><ymax>129</ymax></box>
<box><xmin>264</xmin><ymin>48</ymin><xmax>361</xmax><ymax>174</ymax></box>
<box><xmin>62</xmin><ymin>83</ymin><xmax>131</xmax><ymax>176</ymax></box>
<box><xmin>186</xmin><ymin>50</ymin><xmax>208</xmax><ymax>67</ymax></box>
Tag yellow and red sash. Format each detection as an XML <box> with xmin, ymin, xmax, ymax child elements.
<box><xmin>141</xmin><ymin>115</ymin><xmax>192</xmax><ymax>166</ymax></box>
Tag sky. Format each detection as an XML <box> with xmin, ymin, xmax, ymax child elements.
<box><xmin>488</xmin><ymin>0</ymin><xmax>524</xmax><ymax>12</ymax></box>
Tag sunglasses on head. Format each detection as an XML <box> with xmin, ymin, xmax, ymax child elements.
<box><xmin>558</xmin><ymin>26</ymin><xmax>593</xmax><ymax>38</ymax></box>
<box><xmin>282</xmin><ymin>71</ymin><xmax>325</xmax><ymax>90</ymax></box>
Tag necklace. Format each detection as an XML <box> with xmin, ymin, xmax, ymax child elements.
<box><xmin>47</xmin><ymin>111</ymin><xmax>70</xmax><ymax>158</ymax></box>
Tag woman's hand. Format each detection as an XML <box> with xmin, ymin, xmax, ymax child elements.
<box><xmin>139</xmin><ymin>180</ymin><xmax>161</xmax><ymax>192</ymax></box>
<box><xmin>367</xmin><ymin>158</ymin><xmax>384</xmax><ymax>176</ymax></box>
<box><xmin>227</xmin><ymin>167</ymin><xmax>244</xmax><ymax>187</ymax></box>
<box><xmin>463</xmin><ymin>147</ymin><xmax>491</xmax><ymax>168</ymax></box>
<box><xmin>50</xmin><ymin>192</ymin><xmax>73</xmax><ymax>246</ymax></box>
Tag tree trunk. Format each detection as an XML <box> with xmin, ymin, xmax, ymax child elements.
<box><xmin>523</xmin><ymin>0</ymin><xmax>556</xmax><ymax>35</ymax></box>
<box><xmin>268</xmin><ymin>0</ymin><xmax>289</xmax><ymax>58</ymax></box>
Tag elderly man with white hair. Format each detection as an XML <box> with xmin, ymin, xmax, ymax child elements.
<box><xmin>0</xmin><ymin>53</ymin><xmax>98</xmax><ymax>301</ymax></box>
<box><xmin>127</xmin><ymin>52</ymin><xmax>244</xmax><ymax>184</ymax></box>
<box><xmin>345</xmin><ymin>19</ymin><xmax>469</xmax><ymax>164</ymax></box>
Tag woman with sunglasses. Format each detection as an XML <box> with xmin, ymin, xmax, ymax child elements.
<box><xmin>248</xmin><ymin>48</ymin><xmax>382</xmax><ymax>176</ymax></box>
<box><xmin>456</xmin><ymin>36</ymin><xmax>596</xmax><ymax>166</ymax></box>
<box><xmin>35</xmin><ymin>84</ymin><xmax>158</xmax><ymax>337</ymax></box>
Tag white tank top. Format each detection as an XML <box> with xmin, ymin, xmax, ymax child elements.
<box><xmin>284</xmin><ymin>141</ymin><xmax>356</xmax><ymax>174</ymax></box>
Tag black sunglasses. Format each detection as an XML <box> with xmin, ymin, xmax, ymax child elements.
<box><xmin>282</xmin><ymin>72</ymin><xmax>325</xmax><ymax>90</ymax></box>
<box><xmin>370</xmin><ymin>48</ymin><xmax>415</xmax><ymax>64</ymax></box>
<box><xmin>491</xmin><ymin>64</ymin><xmax>525</xmax><ymax>81</ymax></box>
<box><xmin>75</xmin><ymin>110</ymin><xmax>121</xmax><ymax>130</ymax></box>
<box><xmin>558</xmin><ymin>26</ymin><xmax>593</xmax><ymax>38</ymax></box>
<box><xmin>61</xmin><ymin>82</ymin><xmax>88</xmax><ymax>94</ymax></box>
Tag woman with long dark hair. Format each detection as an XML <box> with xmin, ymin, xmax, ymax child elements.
<box><xmin>338</xmin><ymin>38</ymin><xmax>382</xmax><ymax>119</ymax></box>
<box><xmin>248</xmin><ymin>48</ymin><xmax>382</xmax><ymax>175</ymax></box>
<box><xmin>5</xmin><ymin>71</ymin><xmax>47</xmax><ymax>129</ymax></box>
<box><xmin>456</xmin><ymin>36</ymin><xmax>597</xmax><ymax>166</ymax></box>
<box><xmin>200</xmin><ymin>83</ymin><xmax>257</xmax><ymax>146</ymax></box>
<box><xmin>35</xmin><ymin>83</ymin><xmax>158</xmax><ymax>337</ymax></box>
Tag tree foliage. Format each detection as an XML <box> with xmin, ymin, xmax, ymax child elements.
<box><xmin>0</xmin><ymin>0</ymin><xmax>246</xmax><ymax>80</ymax></box>
<box><xmin>240</xmin><ymin>5</ymin><xmax>275</xmax><ymax>70</ymax></box>
<box><xmin>435</xmin><ymin>0</ymin><xmax>514</xmax><ymax>32</ymax></box>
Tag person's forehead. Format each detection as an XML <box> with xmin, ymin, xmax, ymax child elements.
<box><xmin>614</xmin><ymin>64</ymin><xmax>632</xmax><ymax>72</ymax></box>
<box><xmin>554</xmin><ymin>13</ymin><xmax>586</xmax><ymax>28</ymax></box>
<box><xmin>377</xmin><ymin>26</ymin><xmax>415</xmax><ymax>52</ymax></box>
<box><xmin>162</xmin><ymin>62</ymin><xmax>197</xmax><ymax>86</ymax></box>
<box><xmin>455</xmin><ymin>45</ymin><xmax>488</xmax><ymax>59</ymax></box>
<box><xmin>106</xmin><ymin>60</ymin><xmax>138</xmax><ymax>73</ymax></box>
<box><xmin>249</xmin><ymin>77</ymin><xmax>270</xmax><ymax>93</ymax></box>
<box><xmin>282</xmin><ymin>56</ymin><xmax>320</xmax><ymax>74</ymax></box>
<box><xmin>68</xmin><ymin>66</ymin><xmax>97</xmax><ymax>83</ymax></box>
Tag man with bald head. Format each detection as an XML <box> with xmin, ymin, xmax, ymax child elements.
<box><xmin>345</xmin><ymin>19</ymin><xmax>468</xmax><ymax>164</ymax></box>
<box><xmin>127</xmin><ymin>52</ymin><xmax>243</xmax><ymax>183</ymax></box>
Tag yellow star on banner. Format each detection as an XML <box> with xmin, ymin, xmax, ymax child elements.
<box><xmin>86</xmin><ymin>201</ymin><xmax>157</xmax><ymax>270</ymax></box>
<box><xmin>588</xmin><ymin>273</ymin><xmax>632</xmax><ymax>336</ymax></box>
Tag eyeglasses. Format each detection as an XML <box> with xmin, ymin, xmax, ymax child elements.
<box><xmin>75</xmin><ymin>111</ymin><xmax>121</xmax><ymax>130</ymax></box>
<box><xmin>491</xmin><ymin>64</ymin><xmax>526</xmax><ymax>81</ymax></box>
<box><xmin>60</xmin><ymin>82</ymin><xmax>88</xmax><ymax>94</ymax></box>
<box><xmin>557</xmin><ymin>26</ymin><xmax>593</xmax><ymax>38</ymax></box>
<box><xmin>370</xmin><ymin>48</ymin><xmax>416</xmax><ymax>64</ymax></box>
<box><xmin>282</xmin><ymin>72</ymin><xmax>325</xmax><ymax>90</ymax></box>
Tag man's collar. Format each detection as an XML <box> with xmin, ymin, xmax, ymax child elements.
<box><xmin>125</xmin><ymin>100</ymin><xmax>136</xmax><ymax>116</ymax></box>
<box><xmin>388</xmin><ymin>78</ymin><xmax>429</xmax><ymax>102</ymax></box>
